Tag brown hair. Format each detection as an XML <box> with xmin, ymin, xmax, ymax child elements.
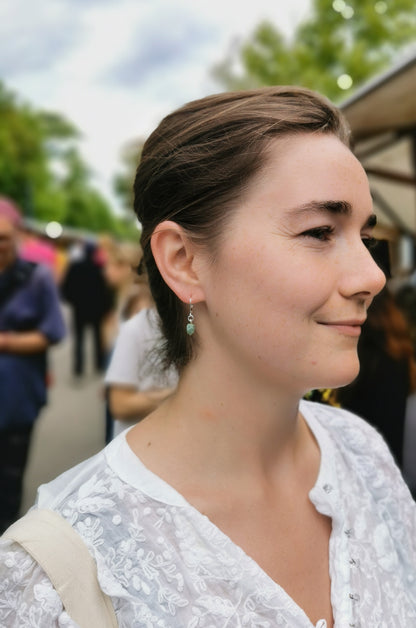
<box><xmin>367</xmin><ymin>288</ymin><xmax>416</xmax><ymax>392</ymax></box>
<box><xmin>133</xmin><ymin>85</ymin><xmax>351</xmax><ymax>371</ymax></box>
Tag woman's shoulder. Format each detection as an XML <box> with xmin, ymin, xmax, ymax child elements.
<box><xmin>0</xmin><ymin>533</ymin><xmax>77</xmax><ymax>627</ymax></box>
<box><xmin>35</xmin><ymin>431</ymin><xmax>182</xmax><ymax>524</ymax></box>
<box><xmin>301</xmin><ymin>399</ymin><xmax>415</xmax><ymax>507</ymax></box>
<box><xmin>33</xmin><ymin>444</ymin><xmax>119</xmax><ymax>516</ymax></box>
<box><xmin>301</xmin><ymin>399</ymin><xmax>404</xmax><ymax>487</ymax></box>
<box><xmin>301</xmin><ymin>398</ymin><xmax>391</xmax><ymax>454</ymax></box>
<box><xmin>302</xmin><ymin>399</ymin><xmax>416</xmax><ymax>579</ymax></box>
<box><xmin>0</xmin><ymin>448</ymin><xmax>115</xmax><ymax>627</ymax></box>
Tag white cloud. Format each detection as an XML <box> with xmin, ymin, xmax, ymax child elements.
<box><xmin>103</xmin><ymin>5</ymin><xmax>218</xmax><ymax>87</ymax></box>
<box><xmin>0</xmin><ymin>0</ymin><xmax>312</xmax><ymax>212</ymax></box>
<box><xmin>0</xmin><ymin>0</ymin><xmax>82</xmax><ymax>76</ymax></box>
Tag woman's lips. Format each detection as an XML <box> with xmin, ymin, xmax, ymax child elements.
<box><xmin>318</xmin><ymin>320</ymin><xmax>365</xmax><ymax>337</ymax></box>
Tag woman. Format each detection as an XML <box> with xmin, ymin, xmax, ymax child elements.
<box><xmin>103</xmin><ymin>249</ymin><xmax>176</xmax><ymax>441</ymax></box>
<box><xmin>101</xmin><ymin>240</ymin><xmax>145</xmax><ymax>345</ymax></box>
<box><xmin>1</xmin><ymin>86</ymin><xmax>415</xmax><ymax>627</ymax></box>
<box><xmin>105</xmin><ymin>304</ymin><xmax>178</xmax><ymax>439</ymax></box>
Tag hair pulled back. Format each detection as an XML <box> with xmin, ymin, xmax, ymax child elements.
<box><xmin>133</xmin><ymin>85</ymin><xmax>351</xmax><ymax>372</ymax></box>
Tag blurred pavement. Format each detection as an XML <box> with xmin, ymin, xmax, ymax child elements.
<box><xmin>21</xmin><ymin>307</ymin><xmax>106</xmax><ymax>514</ymax></box>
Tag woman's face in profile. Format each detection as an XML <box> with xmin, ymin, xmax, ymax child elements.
<box><xmin>196</xmin><ymin>133</ymin><xmax>386</xmax><ymax>394</ymax></box>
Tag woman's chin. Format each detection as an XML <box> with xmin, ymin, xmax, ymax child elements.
<box><xmin>310</xmin><ymin>358</ymin><xmax>360</xmax><ymax>392</ymax></box>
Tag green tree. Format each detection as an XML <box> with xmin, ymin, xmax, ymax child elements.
<box><xmin>112</xmin><ymin>214</ymin><xmax>141</xmax><ymax>241</ymax></box>
<box><xmin>113</xmin><ymin>139</ymin><xmax>144</xmax><ymax>213</ymax></box>
<box><xmin>0</xmin><ymin>82</ymin><xmax>50</xmax><ymax>215</ymax></box>
<box><xmin>213</xmin><ymin>0</ymin><xmax>416</xmax><ymax>101</ymax></box>
<box><xmin>110</xmin><ymin>138</ymin><xmax>144</xmax><ymax>241</ymax></box>
<box><xmin>0</xmin><ymin>80</ymin><xmax>124</xmax><ymax>234</ymax></box>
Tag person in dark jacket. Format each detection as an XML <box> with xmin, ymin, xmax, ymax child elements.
<box><xmin>61</xmin><ymin>240</ymin><xmax>114</xmax><ymax>377</ymax></box>
<box><xmin>0</xmin><ymin>197</ymin><xmax>66</xmax><ymax>533</ymax></box>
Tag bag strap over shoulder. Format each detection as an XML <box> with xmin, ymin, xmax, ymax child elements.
<box><xmin>4</xmin><ymin>508</ymin><xmax>118</xmax><ymax>628</ymax></box>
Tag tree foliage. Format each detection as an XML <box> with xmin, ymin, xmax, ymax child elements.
<box><xmin>0</xmin><ymin>80</ymin><xmax>134</xmax><ymax>236</ymax></box>
<box><xmin>112</xmin><ymin>139</ymin><xmax>144</xmax><ymax>214</ymax></box>
<box><xmin>213</xmin><ymin>0</ymin><xmax>416</xmax><ymax>101</ymax></box>
<box><xmin>0</xmin><ymin>82</ymin><xmax>50</xmax><ymax>214</ymax></box>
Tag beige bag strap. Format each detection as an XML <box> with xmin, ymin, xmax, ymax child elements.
<box><xmin>4</xmin><ymin>509</ymin><xmax>118</xmax><ymax>628</ymax></box>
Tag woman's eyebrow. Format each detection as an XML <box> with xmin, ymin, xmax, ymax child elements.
<box><xmin>285</xmin><ymin>200</ymin><xmax>377</xmax><ymax>227</ymax></box>
<box><xmin>285</xmin><ymin>200</ymin><xmax>352</xmax><ymax>218</ymax></box>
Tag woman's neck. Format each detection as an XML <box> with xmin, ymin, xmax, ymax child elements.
<box><xmin>128</xmin><ymin>348</ymin><xmax>314</xmax><ymax>492</ymax></box>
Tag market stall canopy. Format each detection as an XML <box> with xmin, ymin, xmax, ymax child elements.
<box><xmin>341</xmin><ymin>49</ymin><xmax>416</xmax><ymax>141</ymax></box>
<box><xmin>338</xmin><ymin>49</ymin><xmax>416</xmax><ymax>250</ymax></box>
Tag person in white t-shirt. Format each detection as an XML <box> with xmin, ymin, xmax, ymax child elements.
<box><xmin>105</xmin><ymin>307</ymin><xmax>178</xmax><ymax>437</ymax></box>
<box><xmin>1</xmin><ymin>85</ymin><xmax>416</xmax><ymax>628</ymax></box>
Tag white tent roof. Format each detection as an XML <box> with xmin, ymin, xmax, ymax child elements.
<box><xmin>340</xmin><ymin>49</ymin><xmax>416</xmax><ymax>244</ymax></box>
<box><xmin>341</xmin><ymin>48</ymin><xmax>416</xmax><ymax>141</ymax></box>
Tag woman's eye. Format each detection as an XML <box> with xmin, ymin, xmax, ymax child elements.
<box><xmin>301</xmin><ymin>226</ymin><xmax>334</xmax><ymax>241</ymax></box>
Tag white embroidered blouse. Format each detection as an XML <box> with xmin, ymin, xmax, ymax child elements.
<box><xmin>1</xmin><ymin>400</ymin><xmax>415</xmax><ymax>627</ymax></box>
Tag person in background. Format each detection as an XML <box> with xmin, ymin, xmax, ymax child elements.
<box><xmin>102</xmin><ymin>240</ymin><xmax>144</xmax><ymax>354</ymax></box>
<box><xmin>102</xmin><ymin>241</ymin><xmax>153</xmax><ymax>442</ymax></box>
<box><xmin>54</xmin><ymin>239</ymin><xmax>69</xmax><ymax>285</ymax></box>
<box><xmin>105</xmin><ymin>289</ymin><xmax>178</xmax><ymax>439</ymax></box>
<box><xmin>396</xmin><ymin>280</ymin><xmax>416</xmax><ymax>354</ymax></box>
<box><xmin>337</xmin><ymin>286</ymin><xmax>416</xmax><ymax>469</ymax></box>
<box><xmin>1</xmin><ymin>86</ymin><xmax>415</xmax><ymax>627</ymax></box>
<box><xmin>96</xmin><ymin>232</ymin><xmax>116</xmax><ymax>267</ymax></box>
<box><xmin>61</xmin><ymin>240</ymin><xmax>114</xmax><ymax>378</ymax></box>
<box><xmin>0</xmin><ymin>197</ymin><xmax>66</xmax><ymax>534</ymax></box>
<box><xmin>18</xmin><ymin>226</ymin><xmax>58</xmax><ymax>281</ymax></box>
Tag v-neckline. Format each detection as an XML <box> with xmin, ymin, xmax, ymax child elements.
<box><xmin>107</xmin><ymin>400</ymin><xmax>338</xmax><ymax>627</ymax></box>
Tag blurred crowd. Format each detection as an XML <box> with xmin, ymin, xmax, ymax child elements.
<box><xmin>2</xmin><ymin>192</ymin><xmax>416</xmax><ymax>535</ymax></box>
<box><xmin>0</xmin><ymin>195</ymin><xmax>165</xmax><ymax>533</ymax></box>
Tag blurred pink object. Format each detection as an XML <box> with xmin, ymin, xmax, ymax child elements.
<box><xmin>0</xmin><ymin>196</ymin><xmax>22</xmax><ymax>227</ymax></box>
<box><xmin>20</xmin><ymin>236</ymin><xmax>57</xmax><ymax>270</ymax></box>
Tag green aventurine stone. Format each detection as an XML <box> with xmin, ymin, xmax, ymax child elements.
<box><xmin>186</xmin><ymin>323</ymin><xmax>195</xmax><ymax>336</ymax></box>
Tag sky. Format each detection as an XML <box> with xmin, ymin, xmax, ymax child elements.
<box><xmin>0</xmin><ymin>0</ymin><xmax>312</xmax><ymax>213</ymax></box>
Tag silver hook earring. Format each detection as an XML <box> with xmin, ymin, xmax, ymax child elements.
<box><xmin>186</xmin><ymin>299</ymin><xmax>195</xmax><ymax>336</ymax></box>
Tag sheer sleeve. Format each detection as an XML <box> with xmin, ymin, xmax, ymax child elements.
<box><xmin>0</xmin><ymin>538</ymin><xmax>80</xmax><ymax>628</ymax></box>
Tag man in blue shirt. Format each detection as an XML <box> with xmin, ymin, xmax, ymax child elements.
<box><xmin>0</xmin><ymin>197</ymin><xmax>66</xmax><ymax>533</ymax></box>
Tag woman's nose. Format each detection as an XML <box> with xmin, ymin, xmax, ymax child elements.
<box><xmin>339</xmin><ymin>241</ymin><xmax>386</xmax><ymax>300</ymax></box>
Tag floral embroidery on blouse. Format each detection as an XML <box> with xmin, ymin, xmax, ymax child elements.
<box><xmin>0</xmin><ymin>401</ymin><xmax>415</xmax><ymax>627</ymax></box>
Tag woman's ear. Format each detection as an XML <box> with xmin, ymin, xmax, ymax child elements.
<box><xmin>150</xmin><ymin>221</ymin><xmax>205</xmax><ymax>304</ymax></box>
